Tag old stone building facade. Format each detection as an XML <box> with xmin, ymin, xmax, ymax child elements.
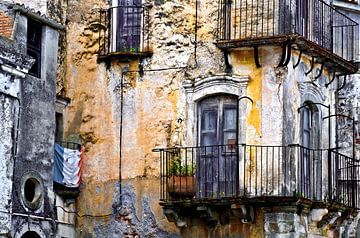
<box><xmin>0</xmin><ymin>0</ymin><xmax>359</xmax><ymax>237</ymax></box>
<box><xmin>0</xmin><ymin>1</ymin><xmax>77</xmax><ymax>237</ymax></box>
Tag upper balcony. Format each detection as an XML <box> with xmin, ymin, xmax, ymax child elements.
<box><xmin>216</xmin><ymin>0</ymin><xmax>359</xmax><ymax>74</ymax></box>
<box><xmin>98</xmin><ymin>5</ymin><xmax>152</xmax><ymax>61</ymax></box>
<box><xmin>154</xmin><ymin>144</ymin><xmax>360</xmax><ymax>213</ymax></box>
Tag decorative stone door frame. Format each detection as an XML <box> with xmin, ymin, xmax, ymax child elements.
<box><xmin>183</xmin><ymin>74</ymin><xmax>250</xmax><ymax>147</ymax></box>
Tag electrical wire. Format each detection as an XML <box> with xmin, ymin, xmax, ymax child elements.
<box><xmin>55</xmin><ymin>206</ymin><xmax>115</xmax><ymax>219</ymax></box>
<box><xmin>124</xmin><ymin>66</ymin><xmax>188</xmax><ymax>74</ymax></box>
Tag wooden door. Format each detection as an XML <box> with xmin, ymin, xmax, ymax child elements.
<box><xmin>197</xmin><ymin>95</ymin><xmax>238</xmax><ymax>198</ymax></box>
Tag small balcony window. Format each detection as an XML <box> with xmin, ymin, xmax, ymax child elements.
<box><xmin>27</xmin><ymin>19</ymin><xmax>42</xmax><ymax>78</ymax></box>
<box><xmin>98</xmin><ymin>0</ymin><xmax>151</xmax><ymax>59</ymax></box>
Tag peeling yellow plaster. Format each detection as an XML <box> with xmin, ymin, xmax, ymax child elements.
<box><xmin>231</xmin><ymin>49</ymin><xmax>262</xmax><ymax>138</ymax></box>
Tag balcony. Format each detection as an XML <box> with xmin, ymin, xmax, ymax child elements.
<box><xmin>53</xmin><ymin>141</ymin><xmax>83</xmax><ymax>198</ymax></box>
<box><xmin>98</xmin><ymin>5</ymin><xmax>151</xmax><ymax>61</ymax></box>
<box><xmin>155</xmin><ymin>144</ymin><xmax>360</xmax><ymax>211</ymax></box>
<box><xmin>216</xmin><ymin>0</ymin><xmax>359</xmax><ymax>74</ymax></box>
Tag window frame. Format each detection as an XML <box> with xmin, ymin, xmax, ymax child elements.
<box><xmin>111</xmin><ymin>0</ymin><xmax>142</xmax><ymax>53</ymax></box>
<box><xmin>27</xmin><ymin>19</ymin><xmax>42</xmax><ymax>78</ymax></box>
<box><xmin>300</xmin><ymin>101</ymin><xmax>321</xmax><ymax>149</ymax></box>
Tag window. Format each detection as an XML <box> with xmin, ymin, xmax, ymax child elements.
<box><xmin>21</xmin><ymin>231</ymin><xmax>41</xmax><ymax>238</ymax></box>
<box><xmin>198</xmin><ymin>95</ymin><xmax>238</xmax><ymax>146</ymax></box>
<box><xmin>300</xmin><ymin>101</ymin><xmax>321</xmax><ymax>198</ymax></box>
<box><xmin>27</xmin><ymin>19</ymin><xmax>42</xmax><ymax>78</ymax></box>
<box><xmin>112</xmin><ymin>0</ymin><xmax>142</xmax><ymax>53</ymax></box>
<box><xmin>301</xmin><ymin>102</ymin><xmax>320</xmax><ymax>149</ymax></box>
<box><xmin>55</xmin><ymin>112</ymin><xmax>64</xmax><ymax>142</ymax></box>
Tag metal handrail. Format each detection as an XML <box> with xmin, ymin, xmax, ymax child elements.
<box><xmin>156</xmin><ymin>143</ymin><xmax>359</xmax><ymax>209</ymax></box>
<box><xmin>55</xmin><ymin>141</ymin><xmax>81</xmax><ymax>151</ymax></box>
<box><xmin>217</xmin><ymin>0</ymin><xmax>359</xmax><ymax>62</ymax></box>
<box><xmin>98</xmin><ymin>5</ymin><xmax>150</xmax><ymax>56</ymax></box>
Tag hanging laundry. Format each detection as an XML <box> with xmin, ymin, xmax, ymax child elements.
<box><xmin>53</xmin><ymin>143</ymin><xmax>83</xmax><ymax>188</ymax></box>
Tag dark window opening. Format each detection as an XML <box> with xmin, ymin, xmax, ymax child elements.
<box><xmin>301</xmin><ymin>102</ymin><xmax>320</xmax><ymax>149</ymax></box>
<box><xmin>24</xmin><ymin>179</ymin><xmax>37</xmax><ymax>203</ymax></box>
<box><xmin>339</xmin><ymin>0</ymin><xmax>358</xmax><ymax>3</ymax></box>
<box><xmin>21</xmin><ymin>231</ymin><xmax>41</xmax><ymax>238</ymax></box>
<box><xmin>27</xmin><ymin>19</ymin><xmax>42</xmax><ymax>78</ymax></box>
<box><xmin>55</xmin><ymin>112</ymin><xmax>64</xmax><ymax>142</ymax></box>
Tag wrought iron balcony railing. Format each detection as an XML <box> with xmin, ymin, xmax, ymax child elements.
<box><xmin>55</xmin><ymin>141</ymin><xmax>82</xmax><ymax>151</ymax></box>
<box><xmin>98</xmin><ymin>5</ymin><xmax>151</xmax><ymax>59</ymax></box>
<box><xmin>217</xmin><ymin>0</ymin><xmax>359</xmax><ymax>68</ymax></box>
<box><xmin>155</xmin><ymin>144</ymin><xmax>360</xmax><ymax>209</ymax></box>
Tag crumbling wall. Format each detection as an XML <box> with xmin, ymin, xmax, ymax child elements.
<box><xmin>62</xmin><ymin>0</ymin><xmax>354</xmax><ymax>237</ymax></box>
<box><xmin>0</xmin><ymin>94</ymin><xmax>16</xmax><ymax>237</ymax></box>
<box><xmin>337</xmin><ymin>74</ymin><xmax>360</xmax><ymax>158</ymax></box>
<box><xmin>0</xmin><ymin>35</ymin><xmax>32</xmax><ymax>237</ymax></box>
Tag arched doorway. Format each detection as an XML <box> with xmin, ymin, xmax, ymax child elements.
<box><xmin>21</xmin><ymin>231</ymin><xmax>41</xmax><ymax>238</ymax></box>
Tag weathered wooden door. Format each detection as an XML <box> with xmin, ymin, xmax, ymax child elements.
<box><xmin>197</xmin><ymin>95</ymin><xmax>238</xmax><ymax>198</ymax></box>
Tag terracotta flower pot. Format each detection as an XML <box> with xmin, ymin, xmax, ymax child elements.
<box><xmin>167</xmin><ymin>175</ymin><xmax>196</xmax><ymax>199</ymax></box>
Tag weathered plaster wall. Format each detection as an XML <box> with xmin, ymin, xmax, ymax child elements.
<box><xmin>0</xmin><ymin>35</ymin><xmax>33</xmax><ymax>237</ymax></box>
<box><xmin>0</xmin><ymin>94</ymin><xmax>16</xmax><ymax>236</ymax></box>
<box><xmin>61</xmin><ymin>0</ymin><xmax>353</xmax><ymax>237</ymax></box>
<box><xmin>337</xmin><ymin>74</ymin><xmax>360</xmax><ymax>157</ymax></box>
<box><xmin>3</xmin><ymin>9</ymin><xmax>62</xmax><ymax>237</ymax></box>
<box><xmin>180</xmin><ymin>208</ymin><xmax>265</xmax><ymax>238</ymax></box>
<box><xmin>335</xmin><ymin>5</ymin><xmax>360</xmax><ymax>159</ymax></box>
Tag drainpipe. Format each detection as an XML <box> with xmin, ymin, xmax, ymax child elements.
<box><xmin>119</xmin><ymin>67</ymin><xmax>128</xmax><ymax>207</ymax></box>
<box><xmin>194</xmin><ymin>0</ymin><xmax>198</xmax><ymax>65</ymax></box>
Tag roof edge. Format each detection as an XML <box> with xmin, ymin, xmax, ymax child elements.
<box><xmin>13</xmin><ymin>4</ymin><xmax>65</xmax><ymax>31</ymax></box>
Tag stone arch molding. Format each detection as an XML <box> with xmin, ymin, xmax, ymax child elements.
<box><xmin>184</xmin><ymin>74</ymin><xmax>249</xmax><ymax>102</ymax></box>
<box><xmin>14</xmin><ymin>222</ymin><xmax>47</xmax><ymax>238</ymax></box>
<box><xmin>183</xmin><ymin>74</ymin><xmax>250</xmax><ymax>146</ymax></box>
<box><xmin>298</xmin><ymin>82</ymin><xmax>326</xmax><ymax>104</ymax></box>
<box><xmin>298</xmin><ymin>82</ymin><xmax>329</xmax><ymax>150</ymax></box>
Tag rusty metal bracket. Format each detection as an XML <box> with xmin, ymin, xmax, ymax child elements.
<box><xmin>315</xmin><ymin>62</ymin><xmax>325</xmax><ymax>79</ymax></box>
<box><xmin>325</xmin><ymin>70</ymin><xmax>336</xmax><ymax>88</ymax></box>
<box><xmin>293</xmin><ymin>51</ymin><xmax>303</xmax><ymax>69</ymax></box>
<box><xmin>282</xmin><ymin>43</ymin><xmax>292</xmax><ymax>67</ymax></box>
<box><xmin>336</xmin><ymin>75</ymin><xmax>347</xmax><ymax>92</ymax></box>
<box><xmin>277</xmin><ymin>43</ymin><xmax>287</xmax><ymax>67</ymax></box>
<box><xmin>239</xmin><ymin>96</ymin><xmax>254</xmax><ymax>105</ymax></box>
<box><xmin>224</xmin><ymin>50</ymin><xmax>233</xmax><ymax>73</ymax></box>
<box><xmin>254</xmin><ymin>46</ymin><xmax>261</xmax><ymax>68</ymax></box>
<box><xmin>305</xmin><ymin>56</ymin><xmax>315</xmax><ymax>76</ymax></box>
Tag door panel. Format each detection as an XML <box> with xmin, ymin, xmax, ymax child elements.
<box><xmin>198</xmin><ymin>95</ymin><xmax>238</xmax><ymax>198</ymax></box>
<box><xmin>201</xmin><ymin>110</ymin><xmax>218</xmax><ymax>146</ymax></box>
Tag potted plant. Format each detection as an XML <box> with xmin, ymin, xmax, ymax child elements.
<box><xmin>167</xmin><ymin>155</ymin><xmax>196</xmax><ymax>199</ymax></box>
